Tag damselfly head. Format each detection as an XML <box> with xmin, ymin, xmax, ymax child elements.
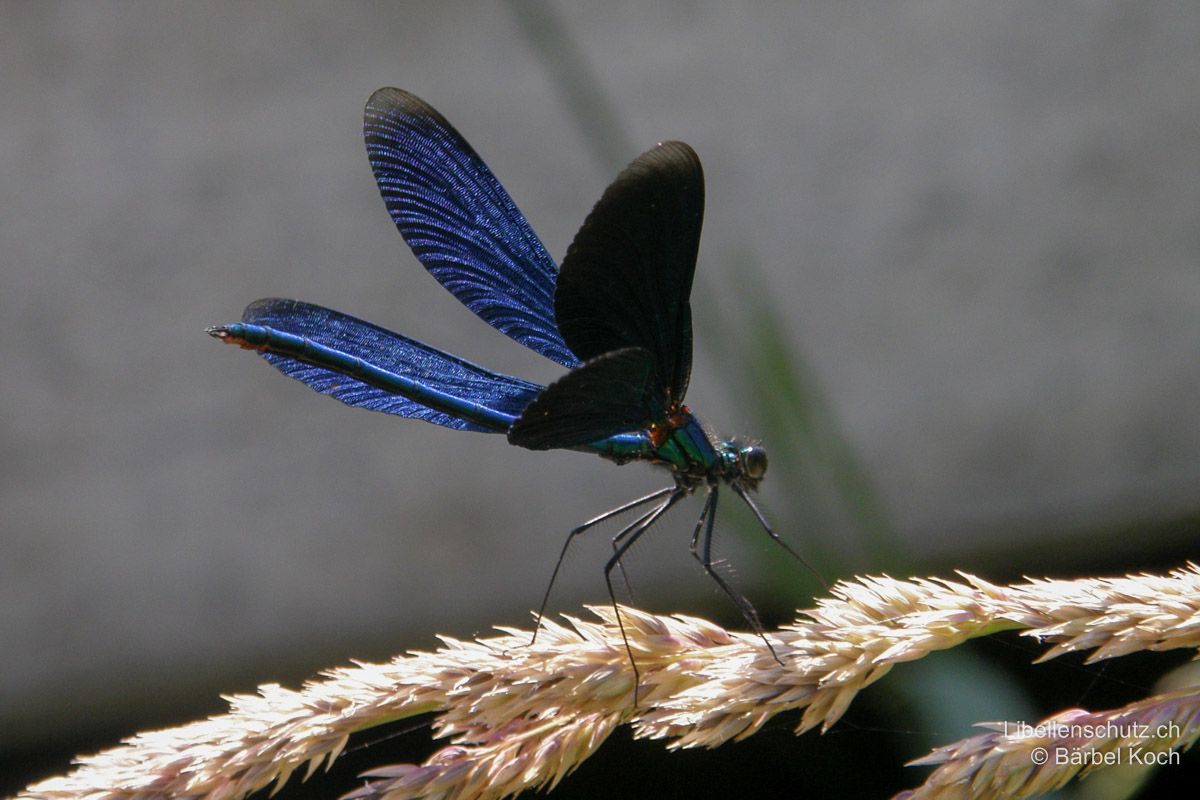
<box><xmin>739</xmin><ymin>444</ymin><xmax>769</xmax><ymax>482</ymax></box>
<box><xmin>717</xmin><ymin>440</ymin><xmax>769</xmax><ymax>488</ymax></box>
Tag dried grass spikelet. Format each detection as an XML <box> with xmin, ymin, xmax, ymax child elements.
<box><xmin>17</xmin><ymin>564</ymin><xmax>1200</xmax><ymax>800</ymax></box>
<box><xmin>896</xmin><ymin>687</ymin><xmax>1200</xmax><ymax>799</ymax></box>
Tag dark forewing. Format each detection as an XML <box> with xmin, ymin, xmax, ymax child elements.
<box><xmin>554</xmin><ymin>141</ymin><xmax>703</xmax><ymax>404</ymax></box>
<box><xmin>244</xmin><ymin>299</ymin><xmax>541</xmax><ymax>431</ymax></box>
<box><xmin>508</xmin><ymin>347</ymin><xmax>660</xmax><ymax>450</ymax></box>
<box><xmin>364</xmin><ymin>88</ymin><xmax>579</xmax><ymax>368</ymax></box>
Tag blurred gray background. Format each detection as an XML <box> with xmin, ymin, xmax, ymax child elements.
<box><xmin>3</xmin><ymin>0</ymin><xmax>1197</xmax><ymax>786</ymax></box>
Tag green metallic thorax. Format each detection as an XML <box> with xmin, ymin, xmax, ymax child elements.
<box><xmin>583</xmin><ymin>411</ymin><xmax>729</xmax><ymax>486</ymax></box>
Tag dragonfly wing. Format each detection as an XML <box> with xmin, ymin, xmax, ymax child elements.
<box><xmin>507</xmin><ymin>347</ymin><xmax>659</xmax><ymax>450</ymax></box>
<box><xmin>554</xmin><ymin>141</ymin><xmax>703</xmax><ymax>405</ymax></box>
<box><xmin>364</xmin><ymin>88</ymin><xmax>579</xmax><ymax>368</ymax></box>
<box><xmin>231</xmin><ymin>299</ymin><xmax>541</xmax><ymax>432</ymax></box>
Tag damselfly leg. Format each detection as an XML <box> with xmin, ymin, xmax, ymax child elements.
<box><xmin>531</xmin><ymin>485</ymin><xmax>676</xmax><ymax>643</ymax></box>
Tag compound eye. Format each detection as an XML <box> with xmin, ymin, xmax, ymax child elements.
<box><xmin>741</xmin><ymin>446</ymin><xmax>768</xmax><ymax>480</ymax></box>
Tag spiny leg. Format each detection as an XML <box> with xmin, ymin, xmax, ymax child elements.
<box><xmin>691</xmin><ymin>488</ymin><xmax>762</xmax><ymax>631</ymax></box>
<box><xmin>604</xmin><ymin>487</ymin><xmax>689</xmax><ymax>703</ymax></box>
<box><xmin>688</xmin><ymin>485</ymin><xmax>716</xmax><ymax>552</ymax></box>
<box><xmin>733</xmin><ymin>484</ymin><xmax>828</xmax><ymax>590</ymax></box>
<box><xmin>610</xmin><ymin>531</ymin><xmax>635</xmax><ymax>603</ymax></box>
<box><xmin>598</xmin><ymin>501</ymin><xmax>663</xmax><ymax>613</ymax></box>
<box><xmin>532</xmin><ymin>485</ymin><xmax>676</xmax><ymax>643</ymax></box>
<box><xmin>609</xmin><ymin>484</ymin><xmax>678</xmax><ymax>603</ymax></box>
<box><xmin>691</xmin><ymin>487</ymin><xmax>785</xmax><ymax>664</ymax></box>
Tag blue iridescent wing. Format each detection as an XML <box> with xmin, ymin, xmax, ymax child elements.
<box><xmin>554</xmin><ymin>141</ymin><xmax>702</xmax><ymax>405</ymax></box>
<box><xmin>211</xmin><ymin>299</ymin><xmax>542</xmax><ymax>432</ymax></box>
<box><xmin>364</xmin><ymin>88</ymin><xmax>580</xmax><ymax>368</ymax></box>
